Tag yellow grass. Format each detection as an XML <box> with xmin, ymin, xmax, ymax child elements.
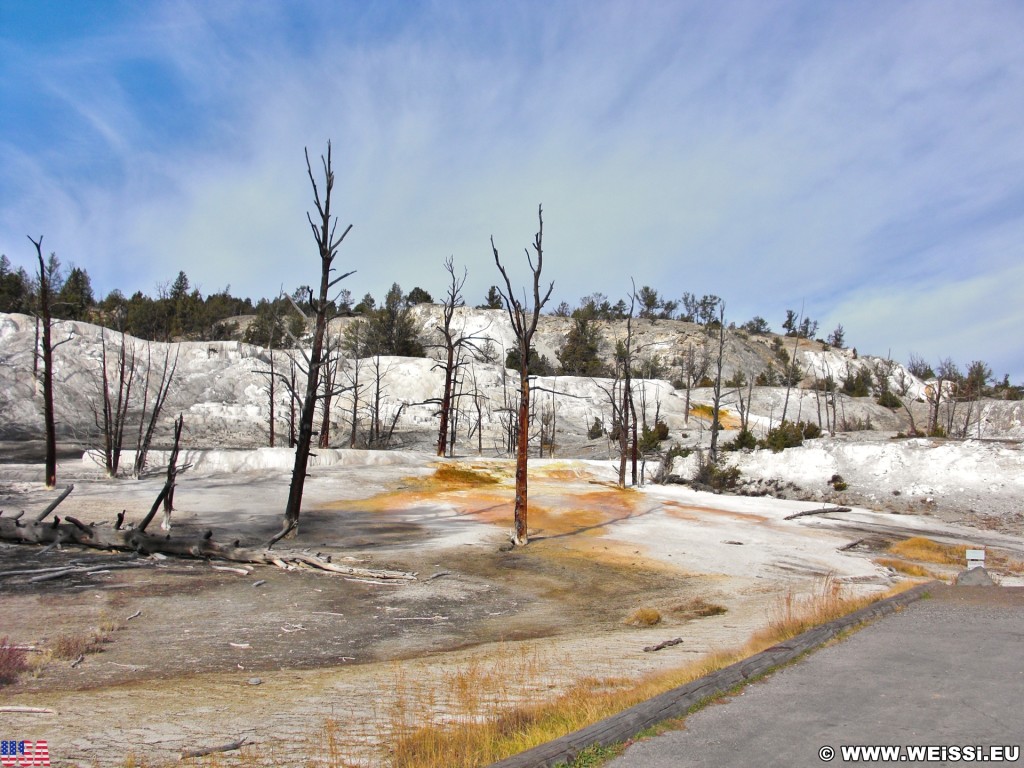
<box><xmin>672</xmin><ymin>597</ymin><xmax>728</xmax><ymax>618</ymax></box>
<box><xmin>875</xmin><ymin>557</ymin><xmax>935</xmax><ymax>578</ymax></box>
<box><xmin>624</xmin><ymin>607</ymin><xmax>662</xmax><ymax>627</ymax></box>
<box><xmin>987</xmin><ymin>552</ymin><xmax>1024</xmax><ymax>575</ymax></box>
<box><xmin>887</xmin><ymin>537</ymin><xmax>967</xmax><ymax>565</ymax></box>
<box><xmin>880</xmin><ymin>537</ymin><xmax>1023</xmax><ymax>576</ymax></box>
<box><xmin>162</xmin><ymin>580</ymin><xmax>917</xmax><ymax>768</ymax></box>
<box><xmin>383</xmin><ymin>578</ymin><xmax>908</xmax><ymax>768</ymax></box>
<box><xmin>51</xmin><ymin>630</ymin><xmax>110</xmax><ymax>659</ymax></box>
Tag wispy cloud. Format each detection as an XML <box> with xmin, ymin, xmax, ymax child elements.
<box><xmin>1</xmin><ymin>0</ymin><xmax>1022</xmax><ymax>379</ymax></box>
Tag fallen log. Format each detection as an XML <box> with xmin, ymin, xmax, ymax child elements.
<box><xmin>644</xmin><ymin>637</ymin><xmax>683</xmax><ymax>652</ymax></box>
<box><xmin>34</xmin><ymin>484</ymin><xmax>74</xmax><ymax>523</ymax></box>
<box><xmin>784</xmin><ymin>506</ymin><xmax>851</xmax><ymax>521</ymax></box>
<box><xmin>0</xmin><ymin>516</ymin><xmax>415</xmax><ymax>580</ymax></box>
<box><xmin>0</xmin><ymin>706</ymin><xmax>56</xmax><ymax>715</ymax></box>
<box><xmin>179</xmin><ymin>737</ymin><xmax>248</xmax><ymax>760</ymax></box>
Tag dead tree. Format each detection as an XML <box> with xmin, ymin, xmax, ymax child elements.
<box><xmin>341</xmin><ymin>319</ymin><xmax>367</xmax><ymax>448</ymax></box>
<box><xmin>709</xmin><ymin>302</ymin><xmax>727</xmax><ymax>463</ymax></box>
<box><xmin>95</xmin><ymin>329</ymin><xmax>137</xmax><ymax>477</ymax></box>
<box><xmin>275</xmin><ymin>143</ymin><xmax>354</xmax><ymax>547</ymax></box>
<box><xmin>780</xmin><ymin>305</ymin><xmax>804</xmax><ymax>424</ymax></box>
<box><xmin>29</xmin><ymin>236</ymin><xmax>59</xmax><ymax>487</ymax></box>
<box><xmin>679</xmin><ymin>338</ymin><xmax>711</xmax><ymax>423</ymax></box>
<box><xmin>318</xmin><ymin>325</ymin><xmax>343</xmax><ymax>448</ymax></box>
<box><xmin>133</xmin><ymin>343</ymin><xmax>179</xmax><ymax>478</ymax></box>
<box><xmin>433</xmin><ymin>256</ymin><xmax>487</xmax><ymax>456</ymax></box>
<box><xmin>162</xmin><ymin>413</ymin><xmax>186</xmax><ymax>527</ymax></box>
<box><xmin>491</xmin><ymin>205</ymin><xmax>554</xmax><ymax>546</ymax></box>
<box><xmin>252</xmin><ymin>302</ymin><xmax>282</xmax><ymax>447</ymax></box>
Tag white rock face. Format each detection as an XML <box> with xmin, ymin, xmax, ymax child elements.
<box><xmin>2</xmin><ymin>310</ymin><xmax>1021</xmax><ymax>454</ymax></box>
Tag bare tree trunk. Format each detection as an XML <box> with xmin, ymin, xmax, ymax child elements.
<box><xmin>163</xmin><ymin>413</ymin><xmax>185</xmax><ymax>526</ymax></box>
<box><xmin>276</xmin><ymin>143</ymin><xmax>354</xmax><ymax>546</ymax></box>
<box><xmin>491</xmin><ymin>205</ymin><xmax>554</xmax><ymax>546</ymax></box>
<box><xmin>133</xmin><ymin>344</ymin><xmax>178</xmax><ymax>479</ymax></box>
<box><xmin>438</xmin><ymin>340</ymin><xmax>456</xmax><ymax>456</ymax></box>
<box><xmin>348</xmin><ymin>357</ymin><xmax>360</xmax><ymax>448</ymax></box>
<box><xmin>780</xmin><ymin>306</ymin><xmax>803</xmax><ymax>425</ymax></box>
<box><xmin>318</xmin><ymin>328</ymin><xmax>339</xmax><ymax>449</ymax></box>
<box><xmin>29</xmin><ymin>236</ymin><xmax>57</xmax><ymax>488</ymax></box>
<box><xmin>95</xmin><ymin>330</ymin><xmax>137</xmax><ymax>477</ymax></box>
<box><xmin>268</xmin><ymin>351</ymin><xmax>276</xmax><ymax>447</ymax></box>
<box><xmin>709</xmin><ymin>303</ymin><xmax>727</xmax><ymax>463</ymax></box>
<box><xmin>289</xmin><ymin>359</ymin><xmax>298</xmax><ymax>448</ymax></box>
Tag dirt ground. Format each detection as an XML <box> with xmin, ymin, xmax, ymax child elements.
<box><xmin>1</xmin><ymin>453</ymin><xmax>1018</xmax><ymax>767</ymax></box>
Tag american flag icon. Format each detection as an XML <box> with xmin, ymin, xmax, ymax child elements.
<box><xmin>0</xmin><ymin>740</ymin><xmax>50</xmax><ymax>767</ymax></box>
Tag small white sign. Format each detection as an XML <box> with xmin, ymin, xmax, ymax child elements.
<box><xmin>966</xmin><ymin>549</ymin><xmax>986</xmax><ymax>569</ymax></box>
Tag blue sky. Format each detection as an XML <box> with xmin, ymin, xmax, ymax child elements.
<box><xmin>2</xmin><ymin>0</ymin><xmax>1022</xmax><ymax>381</ymax></box>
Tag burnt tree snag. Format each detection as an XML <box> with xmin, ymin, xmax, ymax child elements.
<box><xmin>274</xmin><ymin>143</ymin><xmax>354</xmax><ymax>547</ymax></box>
<box><xmin>491</xmin><ymin>205</ymin><xmax>554</xmax><ymax>546</ymax></box>
<box><xmin>709</xmin><ymin>301</ymin><xmax>727</xmax><ymax>463</ymax></box>
<box><xmin>28</xmin><ymin>236</ymin><xmax>57</xmax><ymax>488</ymax></box>
<box><xmin>434</xmin><ymin>256</ymin><xmax>486</xmax><ymax>456</ymax></box>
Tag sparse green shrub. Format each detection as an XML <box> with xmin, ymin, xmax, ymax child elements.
<box><xmin>665</xmin><ymin>444</ymin><xmax>691</xmax><ymax>462</ymax></box>
<box><xmin>842</xmin><ymin>368</ymin><xmax>874</xmax><ymax>397</ymax></box>
<box><xmin>876</xmin><ymin>391</ymin><xmax>902</xmax><ymax>409</ymax></box>
<box><xmin>812</xmin><ymin>376</ymin><xmax>836</xmax><ymax>392</ymax></box>
<box><xmin>724</xmin><ymin>371</ymin><xmax>747</xmax><ymax>388</ymax></box>
<box><xmin>638</xmin><ymin>420</ymin><xmax>670</xmax><ymax>453</ymax></box>
<box><xmin>723</xmin><ymin>428</ymin><xmax>757</xmax><ymax>451</ymax></box>
<box><xmin>829</xmin><ymin>474</ymin><xmax>848</xmax><ymax>492</ymax></box>
<box><xmin>756</xmin><ymin>365</ymin><xmax>779</xmax><ymax>386</ymax></box>
<box><xmin>692</xmin><ymin>456</ymin><xmax>742</xmax><ymax>490</ymax></box>
<box><xmin>758</xmin><ymin>420</ymin><xmax>819</xmax><ymax>453</ymax></box>
<box><xmin>587</xmin><ymin>418</ymin><xmax>604</xmax><ymax>440</ymax></box>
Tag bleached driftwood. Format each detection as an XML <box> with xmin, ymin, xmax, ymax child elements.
<box><xmin>784</xmin><ymin>506</ymin><xmax>851</xmax><ymax>521</ymax></box>
<box><xmin>179</xmin><ymin>737</ymin><xmax>248</xmax><ymax>760</ymax></box>
<box><xmin>0</xmin><ymin>512</ymin><xmax>415</xmax><ymax>582</ymax></box>
<box><xmin>0</xmin><ymin>706</ymin><xmax>56</xmax><ymax>715</ymax></box>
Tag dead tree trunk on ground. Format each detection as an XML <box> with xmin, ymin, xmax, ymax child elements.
<box><xmin>0</xmin><ymin>489</ymin><xmax>415</xmax><ymax>580</ymax></box>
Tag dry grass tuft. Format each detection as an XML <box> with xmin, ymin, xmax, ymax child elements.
<box><xmin>875</xmin><ymin>557</ymin><xmax>934</xmax><ymax>578</ymax></box>
<box><xmin>624</xmin><ymin>607</ymin><xmax>662</xmax><ymax>627</ymax></box>
<box><xmin>0</xmin><ymin>637</ymin><xmax>29</xmax><ymax>685</ymax></box>
<box><xmin>981</xmin><ymin>551</ymin><xmax>1024</xmax><ymax>575</ymax></box>
<box><xmin>98</xmin><ymin>612</ymin><xmax>126</xmax><ymax>634</ymax></box>
<box><xmin>749</xmin><ymin>574</ymin><xmax>887</xmax><ymax>648</ymax></box>
<box><xmin>672</xmin><ymin>597</ymin><xmax>728</xmax><ymax>619</ymax></box>
<box><xmin>51</xmin><ymin>630</ymin><xmax>110</xmax><ymax>660</ymax></box>
<box><xmin>129</xmin><ymin>580</ymin><xmax>911</xmax><ymax>767</ymax></box>
<box><xmin>887</xmin><ymin>537</ymin><xmax>967</xmax><ymax>565</ymax></box>
<box><xmin>379</xmin><ymin>577</ymin><xmax>907</xmax><ymax>768</ymax></box>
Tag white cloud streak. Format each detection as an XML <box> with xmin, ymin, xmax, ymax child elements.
<box><xmin>1</xmin><ymin>0</ymin><xmax>1022</xmax><ymax>379</ymax></box>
